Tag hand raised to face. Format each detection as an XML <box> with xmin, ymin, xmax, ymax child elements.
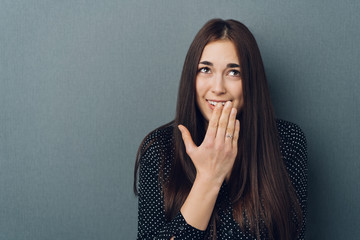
<box><xmin>178</xmin><ymin>101</ymin><xmax>240</xmax><ymax>184</ymax></box>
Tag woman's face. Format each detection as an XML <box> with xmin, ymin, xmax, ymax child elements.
<box><xmin>196</xmin><ymin>40</ymin><xmax>244</xmax><ymax>122</ymax></box>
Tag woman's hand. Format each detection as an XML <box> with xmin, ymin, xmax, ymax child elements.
<box><xmin>178</xmin><ymin>101</ymin><xmax>240</xmax><ymax>185</ymax></box>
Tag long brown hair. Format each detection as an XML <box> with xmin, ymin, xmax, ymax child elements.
<box><xmin>135</xmin><ymin>19</ymin><xmax>302</xmax><ymax>239</ymax></box>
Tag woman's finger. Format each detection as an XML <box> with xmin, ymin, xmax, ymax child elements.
<box><xmin>232</xmin><ymin>119</ymin><xmax>240</xmax><ymax>147</ymax></box>
<box><xmin>178</xmin><ymin>125</ymin><xmax>197</xmax><ymax>155</ymax></box>
<box><xmin>225</xmin><ymin>107</ymin><xmax>237</xmax><ymax>143</ymax></box>
<box><xmin>203</xmin><ymin>103</ymin><xmax>223</xmax><ymax>141</ymax></box>
<box><xmin>216</xmin><ymin>101</ymin><xmax>233</xmax><ymax>142</ymax></box>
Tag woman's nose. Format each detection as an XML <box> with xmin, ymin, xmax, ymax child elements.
<box><xmin>211</xmin><ymin>74</ymin><xmax>226</xmax><ymax>95</ymax></box>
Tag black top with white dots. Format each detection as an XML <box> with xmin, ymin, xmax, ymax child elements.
<box><xmin>136</xmin><ymin>119</ymin><xmax>307</xmax><ymax>239</ymax></box>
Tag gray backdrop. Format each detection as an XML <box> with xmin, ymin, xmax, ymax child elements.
<box><xmin>1</xmin><ymin>0</ymin><xmax>359</xmax><ymax>239</ymax></box>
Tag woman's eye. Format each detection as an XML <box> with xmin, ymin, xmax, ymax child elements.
<box><xmin>229</xmin><ymin>70</ymin><xmax>241</xmax><ymax>77</ymax></box>
<box><xmin>199</xmin><ymin>67</ymin><xmax>211</xmax><ymax>73</ymax></box>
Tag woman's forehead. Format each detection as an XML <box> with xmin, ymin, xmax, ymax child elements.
<box><xmin>199</xmin><ymin>40</ymin><xmax>240</xmax><ymax>65</ymax></box>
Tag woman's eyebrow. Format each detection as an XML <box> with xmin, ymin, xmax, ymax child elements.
<box><xmin>227</xmin><ymin>63</ymin><xmax>240</xmax><ymax>68</ymax></box>
<box><xmin>199</xmin><ymin>61</ymin><xmax>240</xmax><ymax>68</ymax></box>
<box><xmin>199</xmin><ymin>61</ymin><xmax>213</xmax><ymax>66</ymax></box>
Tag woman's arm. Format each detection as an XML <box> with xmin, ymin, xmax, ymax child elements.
<box><xmin>179</xmin><ymin>173</ymin><xmax>222</xmax><ymax>230</ymax></box>
<box><xmin>137</xmin><ymin>129</ymin><xmax>207</xmax><ymax>239</ymax></box>
<box><xmin>288</xmin><ymin>124</ymin><xmax>308</xmax><ymax>240</ymax></box>
<box><xmin>178</xmin><ymin>101</ymin><xmax>240</xmax><ymax>230</ymax></box>
<box><xmin>137</xmin><ymin>101</ymin><xmax>239</xmax><ymax>239</ymax></box>
<box><xmin>278</xmin><ymin>120</ymin><xmax>308</xmax><ymax>239</ymax></box>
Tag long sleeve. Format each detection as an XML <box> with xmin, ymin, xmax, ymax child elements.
<box><xmin>136</xmin><ymin>127</ymin><xmax>206</xmax><ymax>240</ymax></box>
<box><xmin>277</xmin><ymin>120</ymin><xmax>308</xmax><ymax>240</ymax></box>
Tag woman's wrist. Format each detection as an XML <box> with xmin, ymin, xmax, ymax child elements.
<box><xmin>194</xmin><ymin>173</ymin><xmax>223</xmax><ymax>192</ymax></box>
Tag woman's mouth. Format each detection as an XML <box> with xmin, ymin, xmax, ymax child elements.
<box><xmin>206</xmin><ymin>100</ymin><xmax>231</xmax><ymax>110</ymax></box>
<box><xmin>207</xmin><ymin>100</ymin><xmax>226</xmax><ymax>106</ymax></box>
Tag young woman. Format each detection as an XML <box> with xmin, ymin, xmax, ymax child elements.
<box><xmin>134</xmin><ymin>19</ymin><xmax>307</xmax><ymax>240</ymax></box>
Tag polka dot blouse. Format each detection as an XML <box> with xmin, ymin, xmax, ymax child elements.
<box><xmin>136</xmin><ymin>119</ymin><xmax>307</xmax><ymax>239</ymax></box>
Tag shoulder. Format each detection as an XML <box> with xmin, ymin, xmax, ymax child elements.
<box><xmin>276</xmin><ymin>119</ymin><xmax>307</xmax><ymax>157</ymax></box>
<box><xmin>138</xmin><ymin>121</ymin><xmax>175</xmax><ymax>167</ymax></box>
<box><xmin>140</xmin><ymin>121</ymin><xmax>174</xmax><ymax>151</ymax></box>
<box><xmin>276</xmin><ymin>119</ymin><xmax>306</xmax><ymax>144</ymax></box>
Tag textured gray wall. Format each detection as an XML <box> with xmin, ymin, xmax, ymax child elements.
<box><xmin>1</xmin><ymin>0</ymin><xmax>359</xmax><ymax>239</ymax></box>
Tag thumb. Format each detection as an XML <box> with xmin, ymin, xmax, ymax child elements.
<box><xmin>178</xmin><ymin>125</ymin><xmax>197</xmax><ymax>154</ymax></box>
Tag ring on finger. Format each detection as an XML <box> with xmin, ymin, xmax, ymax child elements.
<box><xmin>226</xmin><ymin>133</ymin><xmax>233</xmax><ymax>139</ymax></box>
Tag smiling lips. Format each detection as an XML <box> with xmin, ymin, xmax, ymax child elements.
<box><xmin>207</xmin><ymin>100</ymin><xmax>231</xmax><ymax>106</ymax></box>
<box><xmin>206</xmin><ymin>100</ymin><xmax>228</xmax><ymax>110</ymax></box>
